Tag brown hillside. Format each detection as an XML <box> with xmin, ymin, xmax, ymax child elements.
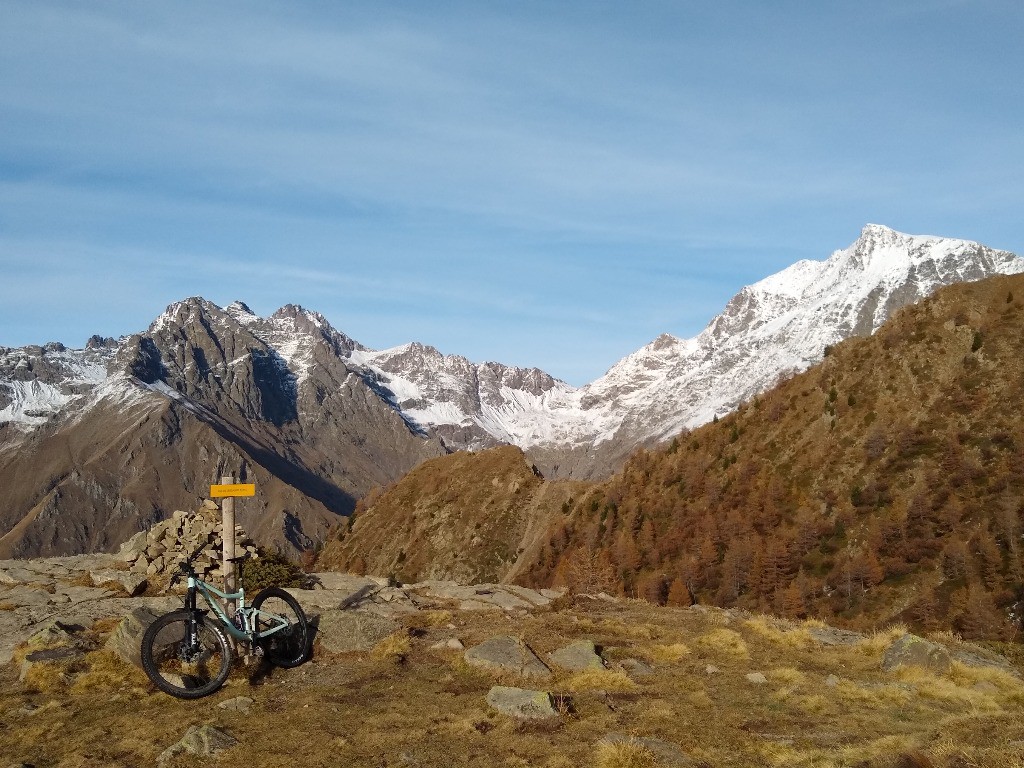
<box><xmin>317</xmin><ymin>446</ymin><xmax>585</xmax><ymax>583</ymax></box>
<box><xmin>325</xmin><ymin>274</ymin><xmax>1024</xmax><ymax>641</ymax></box>
<box><xmin>525</xmin><ymin>273</ymin><xmax>1024</xmax><ymax>640</ymax></box>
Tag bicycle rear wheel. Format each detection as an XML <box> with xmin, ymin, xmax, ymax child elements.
<box><xmin>252</xmin><ymin>586</ymin><xmax>309</xmax><ymax>668</ymax></box>
<box><xmin>140</xmin><ymin>610</ymin><xmax>233</xmax><ymax>699</ymax></box>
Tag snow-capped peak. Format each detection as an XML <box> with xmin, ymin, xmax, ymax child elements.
<box><xmin>226</xmin><ymin>300</ymin><xmax>258</xmax><ymax>324</ymax></box>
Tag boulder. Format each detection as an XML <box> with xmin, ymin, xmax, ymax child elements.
<box><xmin>549</xmin><ymin>640</ymin><xmax>604</xmax><ymax>671</ymax></box>
<box><xmin>117</xmin><ymin>531</ymin><xmax>149</xmax><ymax>559</ymax></box>
<box><xmin>106</xmin><ymin>606</ymin><xmax>163</xmax><ymax>668</ymax></box>
<box><xmin>486</xmin><ymin>686</ymin><xmax>559</xmax><ymax>719</ymax></box>
<box><xmin>89</xmin><ymin>569</ymin><xmax>147</xmax><ymax>597</ymax></box>
<box><xmin>464</xmin><ymin>636</ymin><xmax>551</xmax><ymax>679</ymax></box>
<box><xmin>881</xmin><ymin>634</ymin><xmax>953</xmax><ymax>675</ymax></box>
<box><xmin>316</xmin><ymin>610</ymin><xmax>400</xmax><ymax>653</ymax></box>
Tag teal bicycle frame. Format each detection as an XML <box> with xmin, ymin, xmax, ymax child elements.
<box><xmin>187</xmin><ymin>573</ymin><xmax>290</xmax><ymax>643</ymax></box>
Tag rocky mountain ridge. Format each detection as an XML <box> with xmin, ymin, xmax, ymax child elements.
<box><xmin>1</xmin><ymin>224</ymin><xmax>1021</xmax><ymax>557</ymax></box>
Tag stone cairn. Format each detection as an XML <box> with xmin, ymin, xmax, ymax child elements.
<box><xmin>119</xmin><ymin>499</ymin><xmax>258</xmax><ymax>580</ymax></box>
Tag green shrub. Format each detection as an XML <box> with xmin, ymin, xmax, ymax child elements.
<box><xmin>240</xmin><ymin>547</ymin><xmax>307</xmax><ymax>593</ymax></box>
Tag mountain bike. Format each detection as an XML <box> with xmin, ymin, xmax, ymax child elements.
<box><xmin>140</xmin><ymin>546</ymin><xmax>310</xmax><ymax>699</ymax></box>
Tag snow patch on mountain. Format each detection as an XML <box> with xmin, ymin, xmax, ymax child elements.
<box><xmin>0</xmin><ymin>345</ymin><xmax>111</xmax><ymax>426</ymax></box>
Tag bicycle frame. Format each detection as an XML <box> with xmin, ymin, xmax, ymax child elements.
<box><xmin>186</xmin><ymin>573</ymin><xmax>290</xmax><ymax>643</ymax></box>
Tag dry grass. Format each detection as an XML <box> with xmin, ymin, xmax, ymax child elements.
<box><xmin>643</xmin><ymin>643</ymin><xmax>690</xmax><ymax>663</ymax></box>
<box><xmin>694</xmin><ymin>627</ymin><xmax>749</xmax><ymax>660</ymax></box>
<box><xmin>766</xmin><ymin>666</ymin><xmax>807</xmax><ymax>686</ymax></box>
<box><xmin>69</xmin><ymin>650</ymin><xmax>150</xmax><ymax>694</ymax></box>
<box><xmin>408</xmin><ymin>609</ymin><xmax>455</xmax><ymax>628</ymax></box>
<box><xmin>891</xmin><ymin>666</ymin><xmax>1003</xmax><ymax>711</ymax></box>
<box><xmin>67</xmin><ymin>571</ymin><xmax>97</xmax><ymax>588</ymax></box>
<box><xmin>744</xmin><ymin>615</ymin><xmax>817</xmax><ymax>650</ymax></box>
<box><xmin>594</xmin><ymin>740</ymin><xmax>661</xmax><ymax>768</ymax></box>
<box><xmin>855</xmin><ymin>624</ymin><xmax>909</xmax><ymax>655</ymax></box>
<box><xmin>2</xmin><ymin>594</ymin><xmax>1022</xmax><ymax>768</ymax></box>
<box><xmin>370</xmin><ymin>630</ymin><xmax>412</xmax><ymax>662</ymax></box>
<box><xmin>563</xmin><ymin>669</ymin><xmax>638</xmax><ymax>693</ymax></box>
<box><xmin>0</xmin><ymin>601</ymin><xmax>16</xmax><ymax>611</ymax></box>
<box><xmin>572</xmin><ymin>616</ymin><xmax>661</xmax><ymax>641</ymax></box>
<box><xmin>948</xmin><ymin>661</ymin><xmax>1024</xmax><ymax>692</ymax></box>
<box><xmin>19</xmin><ymin>660</ymin><xmax>70</xmax><ymax>693</ymax></box>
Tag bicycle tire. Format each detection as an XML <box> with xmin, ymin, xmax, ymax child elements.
<box><xmin>251</xmin><ymin>586</ymin><xmax>309</xmax><ymax>668</ymax></box>
<box><xmin>140</xmin><ymin>610</ymin><xmax>233</xmax><ymax>699</ymax></box>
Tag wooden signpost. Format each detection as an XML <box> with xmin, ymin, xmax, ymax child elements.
<box><xmin>209</xmin><ymin>478</ymin><xmax>256</xmax><ymax>618</ymax></box>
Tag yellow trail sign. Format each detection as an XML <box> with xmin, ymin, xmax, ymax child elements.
<box><xmin>210</xmin><ymin>483</ymin><xmax>256</xmax><ymax>498</ymax></box>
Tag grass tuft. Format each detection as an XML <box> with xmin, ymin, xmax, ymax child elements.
<box><xmin>644</xmin><ymin>643</ymin><xmax>691</xmax><ymax>663</ymax></box>
<box><xmin>371</xmin><ymin>631</ymin><xmax>412</xmax><ymax>663</ymax></box>
<box><xmin>744</xmin><ymin>616</ymin><xmax>817</xmax><ymax>650</ymax></box>
<box><xmin>594</xmin><ymin>739</ymin><xmax>661</xmax><ymax>768</ymax></box>
<box><xmin>855</xmin><ymin>624</ymin><xmax>909</xmax><ymax>656</ymax></box>
<box><xmin>694</xmin><ymin>628</ymin><xmax>749</xmax><ymax>660</ymax></box>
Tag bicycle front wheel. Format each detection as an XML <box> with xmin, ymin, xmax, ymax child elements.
<box><xmin>140</xmin><ymin>610</ymin><xmax>233</xmax><ymax>699</ymax></box>
<box><xmin>252</xmin><ymin>586</ymin><xmax>309</xmax><ymax>668</ymax></box>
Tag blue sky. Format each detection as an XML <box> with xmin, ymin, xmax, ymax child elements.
<box><xmin>2</xmin><ymin>1</ymin><xmax>1022</xmax><ymax>385</ymax></box>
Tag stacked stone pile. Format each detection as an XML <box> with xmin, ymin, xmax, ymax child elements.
<box><xmin>119</xmin><ymin>499</ymin><xmax>258</xmax><ymax>579</ymax></box>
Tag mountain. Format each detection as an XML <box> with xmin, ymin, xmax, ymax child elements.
<box><xmin>370</xmin><ymin>224</ymin><xmax>1023</xmax><ymax>478</ymax></box>
<box><xmin>323</xmin><ymin>272</ymin><xmax>1024</xmax><ymax>641</ymax></box>
<box><xmin>0</xmin><ymin>299</ymin><xmax>446</xmax><ymax>558</ymax></box>
<box><xmin>1</xmin><ymin>224</ymin><xmax>1020</xmax><ymax>558</ymax></box>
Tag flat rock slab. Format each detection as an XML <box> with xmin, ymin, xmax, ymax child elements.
<box><xmin>307</xmin><ymin>572</ymin><xmax>386</xmax><ymax>592</ymax></box>
<box><xmin>409</xmin><ymin>581</ymin><xmax>551</xmax><ymax>611</ymax></box>
<box><xmin>486</xmin><ymin>686</ymin><xmax>559</xmax><ymax>719</ymax></box>
<box><xmin>465</xmin><ymin>636</ymin><xmax>551</xmax><ymax>679</ymax></box>
<box><xmin>807</xmin><ymin>626</ymin><xmax>865</xmax><ymax>647</ymax></box>
<box><xmin>882</xmin><ymin>634</ymin><xmax>953</xmax><ymax>675</ymax></box>
<box><xmin>158</xmin><ymin>725</ymin><xmax>238</xmax><ymax>765</ymax></box>
<box><xmin>0</xmin><ymin>584</ymin><xmax>61</xmax><ymax>610</ymax></box>
<box><xmin>315</xmin><ymin>610</ymin><xmax>400</xmax><ymax>653</ymax></box>
<box><xmin>620</xmin><ymin>658</ymin><xmax>655</xmax><ymax>677</ymax></box>
<box><xmin>287</xmin><ymin>587</ymin><xmax>380</xmax><ymax>611</ymax></box>
<box><xmin>218</xmin><ymin>696</ymin><xmax>254</xmax><ymax>713</ymax></box>
<box><xmin>598</xmin><ymin>733</ymin><xmax>697</xmax><ymax>767</ymax></box>
<box><xmin>549</xmin><ymin>639</ymin><xmax>604</xmax><ymax>671</ymax></box>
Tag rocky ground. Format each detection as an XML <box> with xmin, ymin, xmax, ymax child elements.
<box><xmin>2</xmin><ymin>554</ymin><xmax>1024</xmax><ymax>768</ymax></box>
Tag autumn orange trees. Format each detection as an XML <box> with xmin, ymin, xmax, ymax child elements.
<box><xmin>526</xmin><ymin>274</ymin><xmax>1024</xmax><ymax>640</ymax></box>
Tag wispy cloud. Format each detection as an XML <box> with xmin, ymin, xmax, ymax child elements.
<box><xmin>1</xmin><ymin>1</ymin><xmax>1022</xmax><ymax>383</ymax></box>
